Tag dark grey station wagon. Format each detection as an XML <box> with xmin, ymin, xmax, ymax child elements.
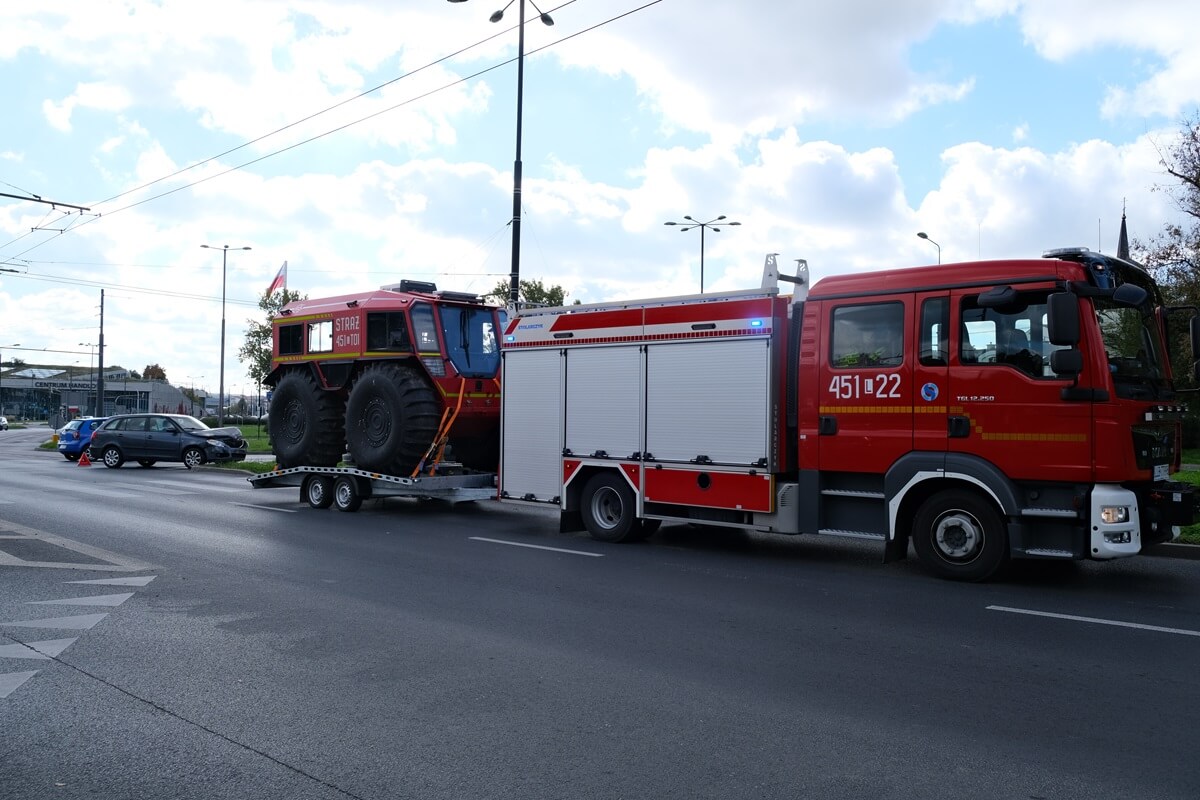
<box><xmin>91</xmin><ymin>414</ymin><xmax>248</xmax><ymax>469</ymax></box>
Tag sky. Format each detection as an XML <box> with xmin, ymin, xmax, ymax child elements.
<box><xmin>1</xmin><ymin>0</ymin><xmax>1198</xmax><ymax>399</ymax></box>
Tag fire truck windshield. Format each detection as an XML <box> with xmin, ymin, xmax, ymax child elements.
<box><xmin>439</xmin><ymin>305</ymin><xmax>501</xmax><ymax>379</ymax></box>
<box><xmin>1095</xmin><ymin>299</ymin><xmax>1168</xmax><ymax>398</ymax></box>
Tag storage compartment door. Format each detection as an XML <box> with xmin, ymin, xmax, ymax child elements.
<box><xmin>646</xmin><ymin>338</ymin><xmax>771</xmax><ymax>466</ymax></box>
<box><xmin>500</xmin><ymin>349</ymin><xmax>564</xmax><ymax>502</ymax></box>
<box><xmin>565</xmin><ymin>345</ymin><xmax>642</xmax><ymax>460</ymax></box>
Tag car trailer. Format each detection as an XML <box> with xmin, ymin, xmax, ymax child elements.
<box><xmin>248</xmin><ymin>465</ymin><xmax>497</xmax><ymax>512</ymax></box>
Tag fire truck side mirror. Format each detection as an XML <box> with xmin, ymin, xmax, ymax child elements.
<box><xmin>1050</xmin><ymin>349</ymin><xmax>1083</xmax><ymax>377</ymax></box>
<box><xmin>1046</xmin><ymin>292</ymin><xmax>1080</xmax><ymax>346</ymax></box>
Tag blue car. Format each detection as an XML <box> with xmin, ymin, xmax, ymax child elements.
<box><xmin>57</xmin><ymin>417</ymin><xmax>108</xmax><ymax>461</ymax></box>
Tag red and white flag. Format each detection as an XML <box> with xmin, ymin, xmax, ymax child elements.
<box><xmin>267</xmin><ymin>261</ymin><xmax>287</xmax><ymax>295</ymax></box>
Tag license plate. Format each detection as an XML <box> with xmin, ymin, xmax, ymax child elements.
<box><xmin>1153</xmin><ymin>463</ymin><xmax>1169</xmax><ymax>482</ymax></box>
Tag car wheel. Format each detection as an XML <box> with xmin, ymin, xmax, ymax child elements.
<box><xmin>101</xmin><ymin>446</ymin><xmax>124</xmax><ymax>469</ymax></box>
<box><xmin>137</xmin><ymin>460</ymin><xmax>157</xmax><ymax>468</ymax></box>
<box><xmin>182</xmin><ymin>447</ymin><xmax>205</xmax><ymax>469</ymax></box>
<box><xmin>63</xmin><ymin>452</ymin><xmax>79</xmax><ymax>462</ymax></box>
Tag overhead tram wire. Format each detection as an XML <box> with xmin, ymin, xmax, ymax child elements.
<box><xmin>0</xmin><ymin>0</ymin><xmax>661</xmax><ymax>264</ymax></box>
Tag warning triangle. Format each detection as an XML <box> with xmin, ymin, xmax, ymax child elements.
<box><xmin>28</xmin><ymin>592</ymin><xmax>134</xmax><ymax>608</ymax></box>
<box><xmin>0</xmin><ymin>670</ymin><xmax>39</xmax><ymax>699</ymax></box>
<box><xmin>77</xmin><ymin>450</ymin><xmax>92</xmax><ymax>467</ymax></box>
<box><xmin>0</xmin><ymin>638</ymin><xmax>77</xmax><ymax>660</ymax></box>
<box><xmin>1</xmin><ymin>613</ymin><xmax>108</xmax><ymax>630</ymax></box>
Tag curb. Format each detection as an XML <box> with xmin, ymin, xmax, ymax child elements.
<box><xmin>1146</xmin><ymin>542</ymin><xmax>1200</xmax><ymax>560</ymax></box>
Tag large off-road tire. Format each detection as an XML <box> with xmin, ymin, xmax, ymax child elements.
<box><xmin>344</xmin><ymin>363</ymin><xmax>440</xmax><ymax>475</ymax></box>
<box><xmin>270</xmin><ymin>370</ymin><xmax>346</xmax><ymax>468</ymax></box>
<box><xmin>911</xmin><ymin>488</ymin><xmax>1008</xmax><ymax>582</ymax></box>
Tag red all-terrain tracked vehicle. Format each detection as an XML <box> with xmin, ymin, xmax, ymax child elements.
<box><xmin>265</xmin><ymin>280</ymin><xmax>503</xmax><ymax>474</ymax></box>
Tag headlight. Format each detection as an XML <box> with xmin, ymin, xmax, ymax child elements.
<box><xmin>1100</xmin><ymin>505</ymin><xmax>1129</xmax><ymax>524</ymax></box>
<box><xmin>210</xmin><ymin>441</ymin><xmax>227</xmax><ymax>450</ymax></box>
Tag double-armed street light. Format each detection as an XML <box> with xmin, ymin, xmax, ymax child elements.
<box><xmin>663</xmin><ymin>215</ymin><xmax>741</xmax><ymax>293</ymax></box>
<box><xmin>201</xmin><ymin>244</ymin><xmax>252</xmax><ymax>426</ymax></box>
<box><xmin>447</xmin><ymin>0</ymin><xmax>555</xmax><ymax>305</ymax></box>
<box><xmin>917</xmin><ymin>231</ymin><xmax>941</xmax><ymax>264</ymax></box>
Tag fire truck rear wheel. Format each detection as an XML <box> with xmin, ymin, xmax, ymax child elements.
<box><xmin>581</xmin><ymin>472</ymin><xmax>640</xmax><ymax>543</ymax></box>
<box><xmin>912</xmin><ymin>489</ymin><xmax>1008</xmax><ymax>582</ymax></box>
<box><xmin>270</xmin><ymin>371</ymin><xmax>346</xmax><ymax>468</ymax></box>
<box><xmin>345</xmin><ymin>363</ymin><xmax>440</xmax><ymax>475</ymax></box>
<box><xmin>303</xmin><ymin>475</ymin><xmax>334</xmax><ymax>509</ymax></box>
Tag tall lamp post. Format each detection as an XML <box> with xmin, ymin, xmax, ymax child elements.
<box><xmin>447</xmin><ymin>0</ymin><xmax>555</xmax><ymax>305</ymax></box>
<box><xmin>201</xmin><ymin>244</ymin><xmax>252</xmax><ymax>426</ymax></box>
<box><xmin>917</xmin><ymin>231</ymin><xmax>941</xmax><ymax>264</ymax></box>
<box><xmin>663</xmin><ymin>215</ymin><xmax>741</xmax><ymax>293</ymax></box>
<box><xmin>78</xmin><ymin>342</ymin><xmax>97</xmax><ymax>415</ymax></box>
<box><xmin>0</xmin><ymin>343</ymin><xmax>19</xmax><ymax>416</ymax></box>
<box><xmin>186</xmin><ymin>375</ymin><xmax>205</xmax><ymax>417</ymax></box>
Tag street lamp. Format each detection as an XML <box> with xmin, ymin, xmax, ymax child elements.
<box><xmin>79</xmin><ymin>342</ymin><xmax>97</xmax><ymax>415</ymax></box>
<box><xmin>201</xmin><ymin>244</ymin><xmax>252</xmax><ymax>426</ymax></box>
<box><xmin>917</xmin><ymin>231</ymin><xmax>941</xmax><ymax>264</ymax></box>
<box><xmin>447</xmin><ymin>0</ymin><xmax>555</xmax><ymax>305</ymax></box>
<box><xmin>0</xmin><ymin>343</ymin><xmax>19</xmax><ymax>416</ymax></box>
<box><xmin>186</xmin><ymin>375</ymin><xmax>205</xmax><ymax>417</ymax></box>
<box><xmin>663</xmin><ymin>215</ymin><xmax>741</xmax><ymax>293</ymax></box>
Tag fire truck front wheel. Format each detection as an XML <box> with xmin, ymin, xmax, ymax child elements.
<box><xmin>581</xmin><ymin>472</ymin><xmax>640</xmax><ymax>543</ymax></box>
<box><xmin>912</xmin><ymin>489</ymin><xmax>1008</xmax><ymax>582</ymax></box>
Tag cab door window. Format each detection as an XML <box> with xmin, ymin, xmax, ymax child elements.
<box><xmin>831</xmin><ymin>302</ymin><xmax>904</xmax><ymax>368</ymax></box>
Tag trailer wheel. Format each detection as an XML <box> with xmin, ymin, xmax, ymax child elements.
<box><xmin>345</xmin><ymin>363</ymin><xmax>440</xmax><ymax>475</ymax></box>
<box><xmin>912</xmin><ymin>488</ymin><xmax>1008</xmax><ymax>582</ymax></box>
<box><xmin>333</xmin><ymin>475</ymin><xmax>363</xmax><ymax>512</ymax></box>
<box><xmin>303</xmin><ymin>475</ymin><xmax>334</xmax><ymax>509</ymax></box>
<box><xmin>581</xmin><ymin>472</ymin><xmax>640</xmax><ymax>543</ymax></box>
<box><xmin>270</xmin><ymin>370</ymin><xmax>345</xmax><ymax>468</ymax></box>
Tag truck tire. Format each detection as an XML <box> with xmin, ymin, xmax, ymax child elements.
<box><xmin>581</xmin><ymin>472</ymin><xmax>640</xmax><ymax>543</ymax></box>
<box><xmin>270</xmin><ymin>371</ymin><xmax>345</xmax><ymax>468</ymax></box>
<box><xmin>911</xmin><ymin>488</ymin><xmax>1008</xmax><ymax>582</ymax></box>
<box><xmin>345</xmin><ymin>363</ymin><xmax>440</xmax><ymax>475</ymax></box>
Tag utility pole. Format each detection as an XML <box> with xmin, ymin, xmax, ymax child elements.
<box><xmin>96</xmin><ymin>289</ymin><xmax>105</xmax><ymax>416</ymax></box>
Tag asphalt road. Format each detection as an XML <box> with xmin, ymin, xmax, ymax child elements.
<box><xmin>1</xmin><ymin>425</ymin><xmax>1198</xmax><ymax>800</ymax></box>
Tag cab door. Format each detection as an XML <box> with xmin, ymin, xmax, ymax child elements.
<box><xmin>948</xmin><ymin>287</ymin><xmax>1092</xmax><ymax>483</ymax></box>
<box><xmin>816</xmin><ymin>296</ymin><xmax>914</xmax><ymax>475</ymax></box>
<box><xmin>912</xmin><ymin>293</ymin><xmax>951</xmax><ymax>458</ymax></box>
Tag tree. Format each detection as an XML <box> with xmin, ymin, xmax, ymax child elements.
<box><xmin>143</xmin><ymin>364</ymin><xmax>167</xmax><ymax>381</ymax></box>
<box><xmin>239</xmin><ymin>288</ymin><xmax>305</xmax><ymax>386</ymax></box>
<box><xmin>1140</xmin><ymin>113</ymin><xmax>1200</xmax><ymax>307</ymax></box>
<box><xmin>482</xmin><ymin>278</ymin><xmax>579</xmax><ymax>307</ymax></box>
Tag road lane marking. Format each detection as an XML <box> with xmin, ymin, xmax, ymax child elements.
<box><xmin>0</xmin><ymin>613</ymin><xmax>109</xmax><ymax>630</ymax></box>
<box><xmin>108</xmin><ymin>481</ymin><xmax>196</xmax><ymax>496</ymax></box>
<box><xmin>66</xmin><ymin>576</ymin><xmax>156</xmax><ymax>587</ymax></box>
<box><xmin>0</xmin><ymin>638</ymin><xmax>77</xmax><ymax>660</ymax></box>
<box><xmin>39</xmin><ymin>482</ymin><xmax>138</xmax><ymax>499</ymax></box>
<box><xmin>229</xmin><ymin>502</ymin><xmax>298</xmax><ymax>514</ymax></box>
<box><xmin>145</xmin><ymin>479</ymin><xmax>246</xmax><ymax>493</ymax></box>
<box><xmin>28</xmin><ymin>592</ymin><xmax>134</xmax><ymax>608</ymax></box>
<box><xmin>0</xmin><ymin>671</ymin><xmax>39</xmax><ymax>698</ymax></box>
<box><xmin>987</xmin><ymin>605</ymin><xmax>1200</xmax><ymax>638</ymax></box>
<box><xmin>0</xmin><ymin>518</ymin><xmax>154</xmax><ymax>572</ymax></box>
<box><xmin>470</xmin><ymin>536</ymin><xmax>604</xmax><ymax>557</ymax></box>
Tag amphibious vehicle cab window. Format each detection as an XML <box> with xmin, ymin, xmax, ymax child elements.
<box><xmin>278</xmin><ymin>324</ymin><xmax>303</xmax><ymax>356</ymax></box>
<box><xmin>919</xmin><ymin>297</ymin><xmax>949</xmax><ymax>366</ymax></box>
<box><xmin>366</xmin><ymin>312</ymin><xmax>412</xmax><ymax>352</ymax></box>
<box><xmin>439</xmin><ymin>305</ymin><xmax>501</xmax><ymax>379</ymax></box>
<box><xmin>307</xmin><ymin>320</ymin><xmax>333</xmax><ymax>353</ymax></box>
<box><xmin>411</xmin><ymin>303</ymin><xmax>439</xmax><ymax>352</ymax></box>
<box><xmin>831</xmin><ymin>302</ymin><xmax>904</xmax><ymax>368</ymax></box>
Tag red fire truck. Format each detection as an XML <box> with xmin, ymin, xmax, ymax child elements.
<box><xmin>499</xmin><ymin>249</ymin><xmax>1199</xmax><ymax>580</ymax></box>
